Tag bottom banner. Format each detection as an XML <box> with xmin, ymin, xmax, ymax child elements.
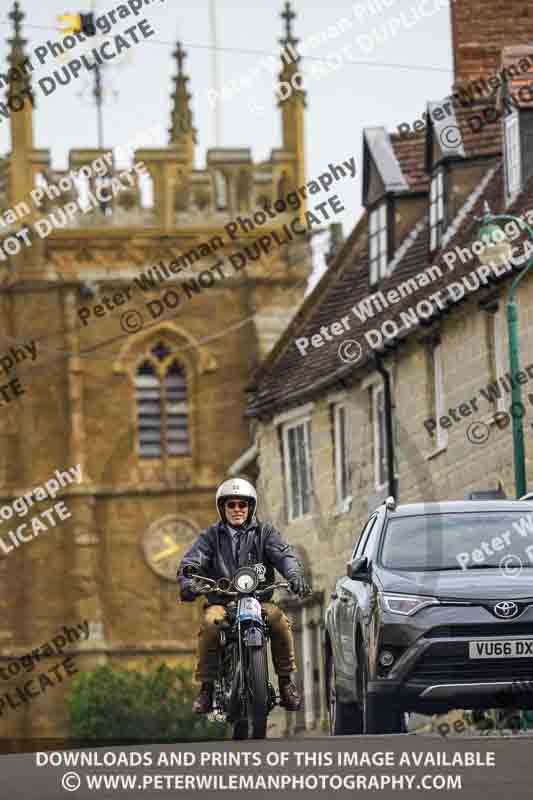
<box><xmin>0</xmin><ymin>736</ymin><xmax>531</xmax><ymax>798</ymax></box>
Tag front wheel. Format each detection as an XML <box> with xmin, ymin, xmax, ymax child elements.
<box><xmin>233</xmin><ymin>646</ymin><xmax>269</xmax><ymax>740</ymax></box>
<box><xmin>359</xmin><ymin>652</ymin><xmax>405</xmax><ymax>734</ymax></box>
<box><xmin>327</xmin><ymin>654</ymin><xmax>362</xmax><ymax>735</ymax></box>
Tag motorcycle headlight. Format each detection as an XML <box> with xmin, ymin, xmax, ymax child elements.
<box><xmin>380</xmin><ymin>593</ymin><xmax>439</xmax><ymax>616</ymax></box>
<box><xmin>234</xmin><ymin>567</ymin><xmax>258</xmax><ymax>593</ymax></box>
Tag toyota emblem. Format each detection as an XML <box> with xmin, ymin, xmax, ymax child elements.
<box><xmin>493</xmin><ymin>601</ymin><xmax>519</xmax><ymax>619</ymax></box>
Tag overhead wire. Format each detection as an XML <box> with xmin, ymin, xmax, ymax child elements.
<box><xmin>0</xmin><ymin>19</ymin><xmax>452</xmax><ymax>75</ymax></box>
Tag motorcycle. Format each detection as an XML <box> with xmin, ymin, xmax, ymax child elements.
<box><xmin>182</xmin><ymin>563</ymin><xmax>295</xmax><ymax>740</ymax></box>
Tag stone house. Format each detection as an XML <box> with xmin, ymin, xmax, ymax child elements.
<box><xmin>245</xmin><ymin>0</ymin><xmax>533</xmax><ymax>735</ymax></box>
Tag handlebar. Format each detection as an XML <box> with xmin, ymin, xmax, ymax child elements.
<box><xmin>194</xmin><ymin>581</ymin><xmax>291</xmax><ymax>598</ymax></box>
<box><xmin>181</xmin><ymin>571</ymin><xmax>292</xmax><ymax>598</ymax></box>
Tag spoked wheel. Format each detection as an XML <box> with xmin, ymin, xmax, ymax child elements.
<box><xmin>232</xmin><ymin>647</ymin><xmax>269</xmax><ymax>740</ymax></box>
<box><xmin>327</xmin><ymin>654</ymin><xmax>362</xmax><ymax>735</ymax></box>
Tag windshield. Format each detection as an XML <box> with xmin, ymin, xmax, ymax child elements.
<box><xmin>380</xmin><ymin>511</ymin><xmax>533</xmax><ymax>571</ymax></box>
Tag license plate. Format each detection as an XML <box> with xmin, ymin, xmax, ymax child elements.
<box><xmin>469</xmin><ymin>639</ymin><xmax>533</xmax><ymax>659</ymax></box>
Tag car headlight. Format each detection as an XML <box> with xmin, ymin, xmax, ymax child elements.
<box><xmin>380</xmin><ymin>593</ymin><xmax>440</xmax><ymax>616</ymax></box>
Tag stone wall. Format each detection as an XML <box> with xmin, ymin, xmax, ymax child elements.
<box><xmin>254</xmin><ymin>270</ymin><xmax>533</xmax><ymax>732</ymax></box>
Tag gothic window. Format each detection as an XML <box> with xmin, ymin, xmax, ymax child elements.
<box><xmin>135</xmin><ymin>341</ymin><xmax>190</xmax><ymax>459</ymax></box>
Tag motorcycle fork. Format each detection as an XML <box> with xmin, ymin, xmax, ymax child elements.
<box><xmin>237</xmin><ymin>602</ymin><xmax>248</xmax><ymax>707</ymax></box>
<box><xmin>214</xmin><ymin>615</ymin><xmax>234</xmax><ymax>713</ymax></box>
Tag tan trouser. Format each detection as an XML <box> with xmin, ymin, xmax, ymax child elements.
<box><xmin>195</xmin><ymin>602</ymin><xmax>296</xmax><ymax>683</ymax></box>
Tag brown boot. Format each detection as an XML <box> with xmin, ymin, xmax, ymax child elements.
<box><xmin>192</xmin><ymin>682</ymin><xmax>213</xmax><ymax>714</ymax></box>
<box><xmin>279</xmin><ymin>676</ymin><xmax>301</xmax><ymax>711</ymax></box>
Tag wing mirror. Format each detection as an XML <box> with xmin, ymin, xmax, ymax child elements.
<box><xmin>346</xmin><ymin>556</ymin><xmax>371</xmax><ymax>583</ymax></box>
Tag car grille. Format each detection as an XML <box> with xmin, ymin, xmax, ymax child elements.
<box><xmin>426</xmin><ymin>623</ymin><xmax>533</xmax><ymax>638</ymax></box>
<box><xmin>411</xmin><ymin>641</ymin><xmax>533</xmax><ymax>684</ymax></box>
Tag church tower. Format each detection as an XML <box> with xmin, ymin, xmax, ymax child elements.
<box><xmin>0</xmin><ymin>1</ymin><xmax>312</xmax><ymax>738</ymax></box>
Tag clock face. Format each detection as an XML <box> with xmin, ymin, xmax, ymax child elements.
<box><xmin>142</xmin><ymin>515</ymin><xmax>198</xmax><ymax>581</ymax></box>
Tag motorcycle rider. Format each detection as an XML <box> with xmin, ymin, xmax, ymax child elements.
<box><xmin>177</xmin><ymin>477</ymin><xmax>310</xmax><ymax>714</ymax></box>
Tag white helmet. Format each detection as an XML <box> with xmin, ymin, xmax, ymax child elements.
<box><xmin>216</xmin><ymin>477</ymin><xmax>257</xmax><ymax>525</ymax></box>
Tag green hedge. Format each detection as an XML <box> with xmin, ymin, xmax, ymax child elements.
<box><xmin>65</xmin><ymin>663</ymin><xmax>227</xmax><ymax>741</ymax></box>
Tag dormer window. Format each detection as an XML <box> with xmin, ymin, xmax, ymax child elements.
<box><xmin>429</xmin><ymin>168</ymin><xmax>445</xmax><ymax>252</ymax></box>
<box><xmin>504</xmin><ymin>112</ymin><xmax>521</xmax><ymax>200</ymax></box>
<box><xmin>369</xmin><ymin>202</ymin><xmax>388</xmax><ymax>285</ymax></box>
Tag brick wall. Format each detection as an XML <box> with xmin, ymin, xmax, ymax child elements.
<box><xmin>451</xmin><ymin>0</ymin><xmax>533</xmax><ymax>86</ymax></box>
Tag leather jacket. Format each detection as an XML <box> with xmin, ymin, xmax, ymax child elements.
<box><xmin>177</xmin><ymin>517</ymin><xmax>304</xmax><ymax>604</ymax></box>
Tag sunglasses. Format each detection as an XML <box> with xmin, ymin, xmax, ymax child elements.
<box><xmin>226</xmin><ymin>501</ymin><xmax>249</xmax><ymax>510</ymax></box>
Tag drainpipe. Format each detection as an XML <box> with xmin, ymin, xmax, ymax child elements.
<box><xmin>375</xmin><ymin>356</ymin><xmax>397</xmax><ymax>501</ymax></box>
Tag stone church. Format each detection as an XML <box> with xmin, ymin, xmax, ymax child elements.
<box><xmin>0</xmin><ymin>1</ymin><xmax>313</xmax><ymax>738</ymax></box>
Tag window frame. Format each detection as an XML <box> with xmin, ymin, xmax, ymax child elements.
<box><xmin>135</xmin><ymin>344</ymin><xmax>190</xmax><ymax>462</ymax></box>
<box><xmin>369</xmin><ymin>200</ymin><xmax>389</xmax><ymax>286</ymax></box>
<box><xmin>504</xmin><ymin>111</ymin><xmax>521</xmax><ymax>199</ymax></box>
<box><xmin>333</xmin><ymin>402</ymin><xmax>352</xmax><ymax>511</ymax></box>
<box><xmin>429</xmin><ymin>166</ymin><xmax>446</xmax><ymax>252</ymax></box>
<box><xmin>282</xmin><ymin>415</ymin><xmax>314</xmax><ymax>522</ymax></box>
<box><xmin>352</xmin><ymin>515</ymin><xmax>378</xmax><ymax>560</ymax></box>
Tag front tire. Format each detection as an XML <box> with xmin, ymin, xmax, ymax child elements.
<box><xmin>359</xmin><ymin>652</ymin><xmax>405</xmax><ymax>734</ymax></box>
<box><xmin>233</xmin><ymin>646</ymin><xmax>268</xmax><ymax>740</ymax></box>
<box><xmin>327</xmin><ymin>654</ymin><xmax>362</xmax><ymax>735</ymax></box>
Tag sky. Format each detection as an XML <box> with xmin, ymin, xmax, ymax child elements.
<box><xmin>0</xmin><ymin>0</ymin><xmax>454</xmax><ymax>285</ymax></box>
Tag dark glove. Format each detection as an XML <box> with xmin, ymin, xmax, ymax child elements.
<box><xmin>289</xmin><ymin>576</ymin><xmax>311</xmax><ymax>597</ymax></box>
<box><xmin>179</xmin><ymin>582</ymin><xmax>199</xmax><ymax>602</ymax></box>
